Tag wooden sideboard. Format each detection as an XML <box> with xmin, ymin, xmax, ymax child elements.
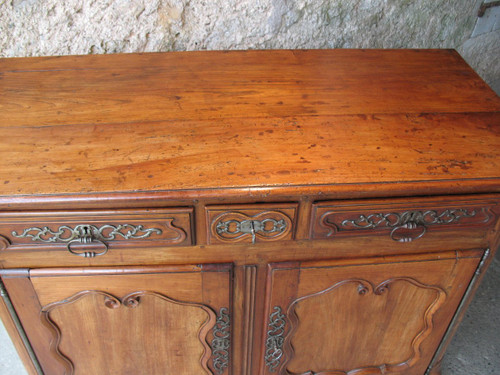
<box><xmin>0</xmin><ymin>50</ymin><xmax>499</xmax><ymax>375</ymax></box>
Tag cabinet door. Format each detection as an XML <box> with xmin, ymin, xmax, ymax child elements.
<box><xmin>260</xmin><ymin>250</ymin><xmax>483</xmax><ymax>375</ymax></box>
<box><xmin>3</xmin><ymin>264</ymin><xmax>232</xmax><ymax>375</ymax></box>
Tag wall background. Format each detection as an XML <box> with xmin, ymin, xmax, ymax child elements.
<box><xmin>1</xmin><ymin>0</ymin><xmax>499</xmax><ymax>93</ymax></box>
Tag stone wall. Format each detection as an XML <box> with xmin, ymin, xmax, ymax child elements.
<box><xmin>0</xmin><ymin>0</ymin><xmax>498</xmax><ymax>91</ymax></box>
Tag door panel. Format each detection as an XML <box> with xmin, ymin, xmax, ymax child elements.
<box><xmin>5</xmin><ymin>264</ymin><xmax>232</xmax><ymax>375</ymax></box>
<box><xmin>261</xmin><ymin>250</ymin><xmax>482</xmax><ymax>375</ymax></box>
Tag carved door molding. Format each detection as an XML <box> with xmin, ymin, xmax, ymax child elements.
<box><xmin>5</xmin><ymin>264</ymin><xmax>233</xmax><ymax>375</ymax></box>
<box><xmin>262</xmin><ymin>251</ymin><xmax>482</xmax><ymax>375</ymax></box>
<box><xmin>41</xmin><ymin>290</ymin><xmax>219</xmax><ymax>375</ymax></box>
<box><xmin>282</xmin><ymin>278</ymin><xmax>446</xmax><ymax>375</ymax></box>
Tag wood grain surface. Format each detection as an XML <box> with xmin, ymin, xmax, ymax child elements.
<box><xmin>262</xmin><ymin>250</ymin><xmax>481</xmax><ymax>375</ymax></box>
<box><xmin>0</xmin><ymin>49</ymin><xmax>499</xmax><ymax>201</ymax></box>
<box><xmin>1</xmin><ymin>50</ymin><xmax>499</xmax><ymax>375</ymax></box>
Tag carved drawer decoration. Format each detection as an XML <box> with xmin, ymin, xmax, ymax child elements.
<box><xmin>206</xmin><ymin>204</ymin><xmax>297</xmax><ymax>244</ymax></box>
<box><xmin>312</xmin><ymin>198</ymin><xmax>496</xmax><ymax>243</ymax></box>
<box><xmin>0</xmin><ymin>208</ymin><xmax>193</xmax><ymax>252</ymax></box>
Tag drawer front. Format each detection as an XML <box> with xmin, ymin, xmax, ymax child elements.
<box><xmin>0</xmin><ymin>208</ymin><xmax>193</xmax><ymax>255</ymax></box>
<box><xmin>311</xmin><ymin>197</ymin><xmax>498</xmax><ymax>243</ymax></box>
<box><xmin>206</xmin><ymin>203</ymin><xmax>298</xmax><ymax>244</ymax></box>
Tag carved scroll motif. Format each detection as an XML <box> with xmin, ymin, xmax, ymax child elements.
<box><xmin>41</xmin><ymin>290</ymin><xmax>217</xmax><ymax>375</ymax></box>
<box><xmin>282</xmin><ymin>278</ymin><xmax>447</xmax><ymax>375</ymax></box>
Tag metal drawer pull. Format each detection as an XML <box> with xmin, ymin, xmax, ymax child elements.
<box><xmin>390</xmin><ymin>222</ymin><xmax>427</xmax><ymax>243</ymax></box>
<box><xmin>340</xmin><ymin>208</ymin><xmax>480</xmax><ymax>242</ymax></box>
<box><xmin>12</xmin><ymin>223</ymin><xmax>165</xmax><ymax>257</ymax></box>
<box><xmin>12</xmin><ymin>223</ymin><xmax>163</xmax><ymax>243</ymax></box>
<box><xmin>67</xmin><ymin>225</ymin><xmax>108</xmax><ymax>258</ymax></box>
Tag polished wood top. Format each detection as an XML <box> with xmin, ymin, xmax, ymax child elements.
<box><xmin>0</xmin><ymin>49</ymin><xmax>499</xmax><ymax>204</ymax></box>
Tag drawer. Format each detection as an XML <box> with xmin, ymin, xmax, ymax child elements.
<box><xmin>206</xmin><ymin>203</ymin><xmax>298</xmax><ymax>244</ymax></box>
<box><xmin>311</xmin><ymin>197</ymin><xmax>498</xmax><ymax>243</ymax></box>
<box><xmin>0</xmin><ymin>208</ymin><xmax>193</xmax><ymax>256</ymax></box>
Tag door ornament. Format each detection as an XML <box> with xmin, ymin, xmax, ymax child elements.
<box><xmin>265</xmin><ymin>306</ymin><xmax>286</xmax><ymax>372</ymax></box>
<box><xmin>212</xmin><ymin>307</ymin><xmax>231</xmax><ymax>374</ymax></box>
